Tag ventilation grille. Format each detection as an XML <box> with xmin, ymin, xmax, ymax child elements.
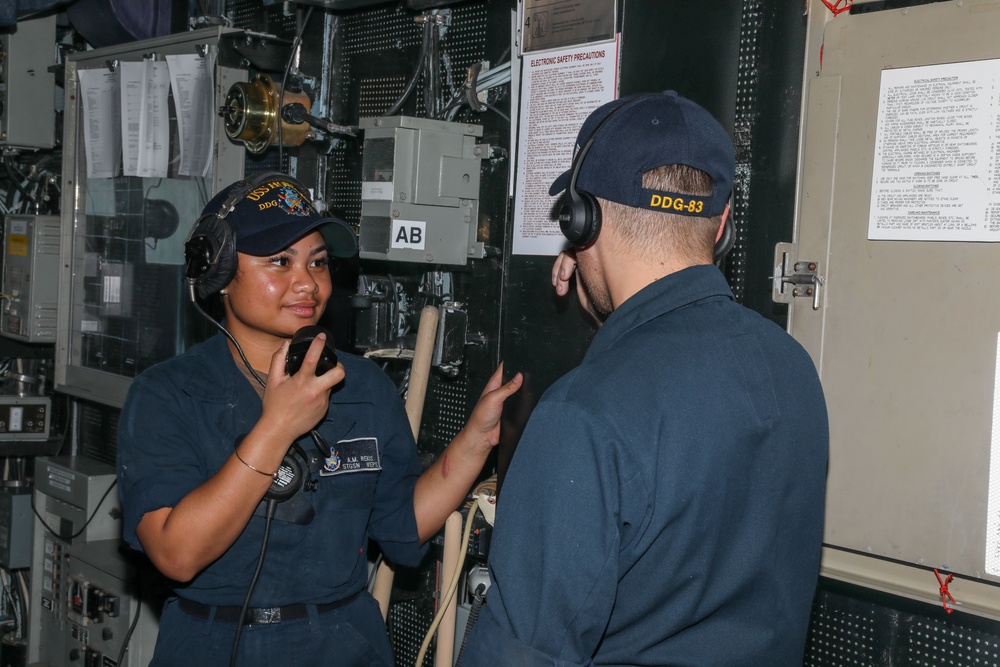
<box><xmin>805</xmin><ymin>580</ymin><xmax>1000</xmax><ymax>666</ymax></box>
<box><xmin>907</xmin><ymin>619</ymin><xmax>1000</xmax><ymax>666</ymax></box>
<box><xmin>729</xmin><ymin>0</ymin><xmax>765</xmax><ymax>305</ymax></box>
<box><xmin>226</xmin><ymin>1</ymin><xmax>297</xmax><ymax>35</ymax></box>
<box><xmin>424</xmin><ymin>373</ymin><xmax>468</xmax><ymax>452</ymax></box>
<box><xmin>77</xmin><ymin>401</ymin><xmax>119</xmax><ymax>466</ymax></box>
<box><xmin>804</xmin><ymin>588</ymin><xmax>879</xmax><ymax>666</ymax></box>
<box><xmin>329</xmin><ymin>4</ymin><xmax>489</xmax><ymax>223</ymax></box>
<box><xmin>389</xmin><ymin>598</ymin><xmax>435</xmax><ymax>667</ymax></box>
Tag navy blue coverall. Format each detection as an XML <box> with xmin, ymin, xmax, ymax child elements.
<box><xmin>464</xmin><ymin>265</ymin><xmax>829</xmax><ymax>667</ymax></box>
<box><xmin>117</xmin><ymin>333</ymin><xmax>426</xmax><ymax>667</ymax></box>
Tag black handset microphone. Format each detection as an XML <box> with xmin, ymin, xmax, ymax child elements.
<box><xmin>285</xmin><ymin>325</ymin><xmax>339</xmax><ymax>462</ymax></box>
<box><xmin>286</xmin><ymin>325</ymin><xmax>338</xmax><ymax>376</ymax></box>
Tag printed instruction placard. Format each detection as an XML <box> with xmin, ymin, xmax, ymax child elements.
<box><xmin>869</xmin><ymin>59</ymin><xmax>1000</xmax><ymax>241</ymax></box>
<box><xmin>77</xmin><ymin>68</ymin><xmax>122</xmax><ymax>179</ymax></box>
<box><xmin>512</xmin><ymin>37</ymin><xmax>619</xmax><ymax>256</ymax></box>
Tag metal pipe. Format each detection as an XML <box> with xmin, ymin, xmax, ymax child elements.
<box><xmin>435</xmin><ymin>511</ymin><xmax>463</xmax><ymax>667</ymax></box>
<box><xmin>372</xmin><ymin>305</ymin><xmax>440</xmax><ymax>622</ymax></box>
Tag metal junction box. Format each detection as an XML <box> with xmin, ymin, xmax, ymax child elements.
<box><xmin>0</xmin><ymin>486</ymin><xmax>32</xmax><ymax>569</ymax></box>
<box><xmin>2</xmin><ymin>214</ymin><xmax>61</xmax><ymax>343</ymax></box>
<box><xmin>359</xmin><ymin>116</ymin><xmax>487</xmax><ymax>265</ymax></box>
<box><xmin>29</xmin><ymin>456</ymin><xmax>160</xmax><ymax>666</ymax></box>
<box><xmin>0</xmin><ymin>14</ymin><xmax>56</xmax><ymax>149</ymax></box>
<box><xmin>0</xmin><ymin>396</ymin><xmax>51</xmax><ymax>441</ymax></box>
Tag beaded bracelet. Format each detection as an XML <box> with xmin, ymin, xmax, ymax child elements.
<box><xmin>234</xmin><ymin>447</ymin><xmax>278</xmax><ymax>481</ymax></box>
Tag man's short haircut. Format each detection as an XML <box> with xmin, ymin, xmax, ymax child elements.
<box><xmin>602</xmin><ymin>164</ymin><xmax>722</xmax><ymax>263</ymax></box>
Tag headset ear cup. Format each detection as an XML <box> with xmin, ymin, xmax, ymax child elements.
<box><xmin>559</xmin><ymin>190</ymin><xmax>601</xmax><ymax>247</ymax></box>
<box><xmin>558</xmin><ymin>197</ymin><xmax>583</xmax><ymax>246</ymax></box>
<box><xmin>579</xmin><ymin>192</ymin><xmax>601</xmax><ymax>247</ymax></box>
<box><xmin>184</xmin><ymin>170</ymin><xmax>291</xmax><ymax>303</ymax></box>
<box><xmin>713</xmin><ymin>213</ymin><xmax>736</xmax><ymax>265</ymax></box>
<box><xmin>184</xmin><ymin>214</ymin><xmax>237</xmax><ymax>300</ymax></box>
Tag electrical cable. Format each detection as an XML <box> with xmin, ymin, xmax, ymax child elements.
<box><xmin>483</xmin><ymin>102</ymin><xmax>509</xmax><ymax>123</ymax></box>
<box><xmin>31</xmin><ymin>478</ymin><xmax>118</xmax><ymax>540</ymax></box>
<box><xmin>494</xmin><ymin>45</ymin><xmax>511</xmax><ymax>67</ymax></box>
<box><xmin>363</xmin><ymin>347</ymin><xmax>415</xmax><ymax>361</ymax></box>
<box><xmin>454</xmin><ymin>582</ymin><xmax>486</xmax><ymax>667</ymax></box>
<box><xmin>278</xmin><ymin>6</ymin><xmax>314</xmax><ymax>169</ymax></box>
<box><xmin>414</xmin><ymin>498</ymin><xmax>479</xmax><ymax>667</ymax></box>
<box><xmin>426</xmin><ymin>14</ymin><xmax>441</xmax><ymax>119</ymax></box>
<box><xmin>385</xmin><ymin>18</ymin><xmax>432</xmax><ymax>116</ymax></box>
<box><xmin>192</xmin><ymin>288</ymin><xmax>328</xmax><ymax>665</ymax></box>
<box><xmin>189</xmin><ymin>291</ymin><xmax>265</xmax><ymax>388</ymax></box>
<box><xmin>14</xmin><ymin>571</ymin><xmax>27</xmax><ymax>639</ymax></box>
<box><xmin>193</xmin><ymin>286</ymin><xmax>329</xmax><ymax>469</ymax></box>
<box><xmin>463</xmin><ymin>62</ymin><xmax>486</xmax><ymax>112</ymax></box>
<box><xmin>438</xmin><ymin>60</ymin><xmax>512</xmax><ymax>121</ymax></box>
<box><xmin>281</xmin><ymin>102</ymin><xmax>358</xmax><ymax>137</ymax></box>
<box><xmin>473</xmin><ymin>61</ymin><xmax>511</xmax><ymax>88</ymax></box>
<box><xmin>2</xmin><ymin>158</ymin><xmax>33</xmax><ymax>205</ymax></box>
<box><xmin>0</xmin><ymin>568</ymin><xmax>17</xmax><ymax>641</ymax></box>
<box><xmin>230</xmin><ymin>499</ymin><xmax>278</xmax><ymax>667</ymax></box>
<box><xmin>115</xmin><ymin>575</ymin><xmax>143</xmax><ymax>667</ymax></box>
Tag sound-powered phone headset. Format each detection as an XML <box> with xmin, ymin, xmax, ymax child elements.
<box><xmin>183</xmin><ymin>170</ymin><xmax>291</xmax><ymax>301</ymax></box>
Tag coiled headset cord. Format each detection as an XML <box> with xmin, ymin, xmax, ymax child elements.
<box><xmin>230</xmin><ymin>498</ymin><xmax>279</xmax><ymax>667</ymax></box>
<box><xmin>189</xmin><ymin>287</ymin><xmax>266</xmax><ymax>388</ymax></box>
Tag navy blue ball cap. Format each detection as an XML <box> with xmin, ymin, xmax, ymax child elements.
<box><xmin>549</xmin><ymin>91</ymin><xmax>735</xmax><ymax>217</ymax></box>
<box><xmin>202</xmin><ymin>174</ymin><xmax>358</xmax><ymax>257</ymax></box>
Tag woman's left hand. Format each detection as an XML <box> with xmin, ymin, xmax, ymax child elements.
<box><xmin>463</xmin><ymin>362</ymin><xmax>523</xmax><ymax>454</ymax></box>
<box><xmin>412</xmin><ymin>362</ymin><xmax>523</xmax><ymax>541</ymax></box>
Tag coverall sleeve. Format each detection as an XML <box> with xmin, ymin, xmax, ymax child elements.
<box><xmin>116</xmin><ymin>372</ymin><xmax>215</xmax><ymax>552</ymax></box>
<box><xmin>463</xmin><ymin>400</ymin><xmax>639</xmax><ymax>667</ymax></box>
<box><xmin>365</xmin><ymin>369</ymin><xmax>427</xmax><ymax>567</ymax></box>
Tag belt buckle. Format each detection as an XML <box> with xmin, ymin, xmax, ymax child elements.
<box><xmin>245</xmin><ymin>607</ymin><xmax>281</xmax><ymax>625</ymax></box>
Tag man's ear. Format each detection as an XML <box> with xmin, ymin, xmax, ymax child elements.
<box><xmin>715</xmin><ymin>204</ymin><xmax>731</xmax><ymax>243</ymax></box>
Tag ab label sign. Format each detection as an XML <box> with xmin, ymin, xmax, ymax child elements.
<box><xmin>391</xmin><ymin>219</ymin><xmax>427</xmax><ymax>250</ymax></box>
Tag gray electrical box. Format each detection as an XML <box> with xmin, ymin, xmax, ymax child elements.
<box><xmin>0</xmin><ymin>486</ymin><xmax>33</xmax><ymax>569</ymax></box>
<box><xmin>0</xmin><ymin>396</ymin><xmax>51</xmax><ymax>441</ymax></box>
<box><xmin>0</xmin><ymin>14</ymin><xmax>56</xmax><ymax>149</ymax></box>
<box><xmin>358</xmin><ymin>116</ymin><xmax>488</xmax><ymax>265</ymax></box>
<box><xmin>28</xmin><ymin>456</ymin><xmax>160</xmax><ymax>666</ymax></box>
<box><xmin>2</xmin><ymin>214</ymin><xmax>61</xmax><ymax>343</ymax></box>
<box><xmin>32</xmin><ymin>456</ymin><xmax>121</xmax><ymax>543</ymax></box>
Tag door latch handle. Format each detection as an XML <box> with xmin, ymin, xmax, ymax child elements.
<box><xmin>772</xmin><ymin>242</ymin><xmax>822</xmax><ymax>311</ymax></box>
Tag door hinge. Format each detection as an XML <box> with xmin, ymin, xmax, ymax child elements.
<box><xmin>773</xmin><ymin>242</ymin><xmax>823</xmax><ymax>311</ymax></box>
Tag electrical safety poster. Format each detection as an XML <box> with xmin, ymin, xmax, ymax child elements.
<box><xmin>513</xmin><ymin>35</ymin><xmax>619</xmax><ymax>256</ymax></box>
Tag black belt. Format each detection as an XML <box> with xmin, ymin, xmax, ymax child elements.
<box><xmin>177</xmin><ymin>591</ymin><xmax>362</xmax><ymax>625</ymax></box>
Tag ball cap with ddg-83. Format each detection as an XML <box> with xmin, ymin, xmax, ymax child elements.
<box><xmin>549</xmin><ymin>91</ymin><xmax>735</xmax><ymax>218</ymax></box>
<box><xmin>204</xmin><ymin>173</ymin><xmax>358</xmax><ymax>257</ymax></box>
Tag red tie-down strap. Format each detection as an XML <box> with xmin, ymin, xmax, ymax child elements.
<box><xmin>821</xmin><ymin>0</ymin><xmax>853</xmax><ymax>16</ymax></box>
<box><xmin>933</xmin><ymin>569</ymin><xmax>956</xmax><ymax>615</ymax></box>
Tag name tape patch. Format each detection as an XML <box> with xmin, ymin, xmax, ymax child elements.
<box><xmin>321</xmin><ymin>437</ymin><xmax>382</xmax><ymax>476</ymax></box>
